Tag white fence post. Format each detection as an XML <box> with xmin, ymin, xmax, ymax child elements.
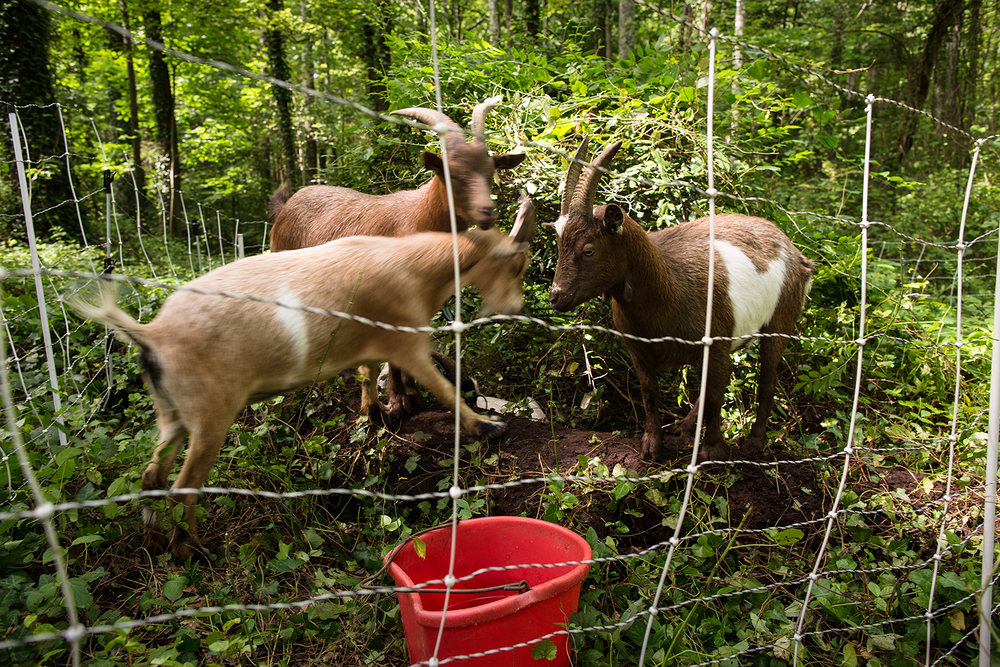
<box><xmin>981</xmin><ymin>139</ymin><xmax>998</xmax><ymax>667</ymax></box>
<box><xmin>7</xmin><ymin>110</ymin><xmax>68</xmax><ymax>450</ymax></box>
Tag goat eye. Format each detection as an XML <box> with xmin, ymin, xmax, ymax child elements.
<box><xmin>583</xmin><ymin>247</ymin><xmax>595</xmax><ymax>257</ymax></box>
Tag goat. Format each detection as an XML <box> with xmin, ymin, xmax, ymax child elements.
<box><xmin>268</xmin><ymin>97</ymin><xmax>526</xmax><ymax>422</ymax></box>
<box><xmin>69</xmin><ymin>198</ymin><xmax>536</xmax><ymax>561</ymax></box>
<box><xmin>548</xmin><ymin>137</ymin><xmax>814</xmax><ymax>462</ymax></box>
<box><xmin>268</xmin><ymin>97</ymin><xmax>525</xmax><ymax>249</ymax></box>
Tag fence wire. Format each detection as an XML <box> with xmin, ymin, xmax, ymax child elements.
<box><xmin>1</xmin><ymin>2</ymin><xmax>999</xmax><ymax>666</ymax></box>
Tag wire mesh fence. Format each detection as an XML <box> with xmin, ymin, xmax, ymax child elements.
<box><xmin>1</xmin><ymin>3</ymin><xmax>998</xmax><ymax>667</ymax></box>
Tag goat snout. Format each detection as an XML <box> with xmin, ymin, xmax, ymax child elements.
<box><xmin>549</xmin><ymin>285</ymin><xmax>570</xmax><ymax>311</ymax></box>
<box><xmin>476</xmin><ymin>206</ymin><xmax>497</xmax><ymax>229</ymax></box>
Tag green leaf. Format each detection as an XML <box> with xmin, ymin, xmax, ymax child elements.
<box><xmin>68</xmin><ymin>577</ymin><xmax>93</xmax><ymax>610</ymax></box>
<box><xmin>818</xmin><ymin>134</ymin><xmax>839</xmax><ymax>149</ymax></box>
<box><xmin>746</xmin><ymin>60</ymin><xmax>768</xmax><ymax>79</ymax></box>
<box><xmin>678</xmin><ymin>87</ymin><xmax>697</xmax><ymax>102</ymax></box>
<box><xmin>161</xmin><ymin>575</ymin><xmax>188</xmax><ymax>603</ymax></box>
<box><xmin>413</xmin><ymin>536</ymin><xmax>426</xmax><ymax>559</ymax></box>
<box><xmin>766</xmin><ymin>528</ymin><xmax>804</xmax><ymax>545</ymax></box>
<box><xmin>531</xmin><ymin>638</ymin><xmax>557</xmax><ymax>661</ymax></box>
<box><xmin>791</xmin><ymin>91</ymin><xmax>812</xmax><ymax>108</ymax></box>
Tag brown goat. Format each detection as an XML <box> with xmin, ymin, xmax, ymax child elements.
<box><xmin>268</xmin><ymin>98</ymin><xmax>526</xmax><ymax>422</ymax></box>
<box><xmin>69</xmin><ymin>201</ymin><xmax>535</xmax><ymax>561</ymax></box>
<box><xmin>268</xmin><ymin>97</ymin><xmax>525</xmax><ymax>249</ymax></box>
<box><xmin>549</xmin><ymin>138</ymin><xmax>814</xmax><ymax>462</ymax></box>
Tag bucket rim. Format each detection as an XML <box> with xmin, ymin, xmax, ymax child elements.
<box><xmin>385</xmin><ymin>517</ymin><xmax>592</xmax><ymax>628</ymax></box>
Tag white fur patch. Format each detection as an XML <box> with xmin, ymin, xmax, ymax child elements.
<box><xmin>553</xmin><ymin>214</ymin><xmax>568</xmax><ymax>238</ymax></box>
<box><xmin>274</xmin><ymin>290</ymin><xmax>310</xmax><ymax>372</ymax></box>
<box><xmin>715</xmin><ymin>241</ymin><xmax>788</xmax><ymax>350</ymax></box>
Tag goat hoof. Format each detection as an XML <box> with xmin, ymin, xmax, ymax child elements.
<box><xmin>473</xmin><ymin>418</ymin><xmax>506</xmax><ymax>439</ymax></box>
<box><xmin>170</xmin><ymin>532</ymin><xmax>210</xmax><ymax>563</ymax></box>
<box><xmin>737</xmin><ymin>437</ymin><xmax>766</xmax><ymax>459</ymax></box>
<box><xmin>143</xmin><ymin>529</ymin><xmax>169</xmax><ymax>554</ymax></box>
<box><xmin>697</xmin><ymin>443</ymin><xmax>731</xmax><ymax>463</ymax></box>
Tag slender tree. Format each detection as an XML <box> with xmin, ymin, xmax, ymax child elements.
<box><xmin>896</xmin><ymin>0</ymin><xmax>964</xmax><ymax>164</ymax></box>
<box><xmin>619</xmin><ymin>0</ymin><xmax>635</xmax><ymax>60</ymax></box>
<box><xmin>144</xmin><ymin>7</ymin><xmax>182</xmax><ymax>235</ymax></box>
<box><xmin>267</xmin><ymin>0</ymin><xmax>299</xmax><ymax>190</ymax></box>
<box><xmin>120</xmin><ymin>0</ymin><xmax>145</xmax><ymax>213</ymax></box>
<box><xmin>593</xmin><ymin>0</ymin><xmax>611</xmax><ymax>57</ymax></box>
<box><xmin>300</xmin><ymin>0</ymin><xmax>318</xmax><ymax>186</ymax></box>
<box><xmin>525</xmin><ymin>0</ymin><xmax>540</xmax><ymax>37</ymax></box>
<box><xmin>488</xmin><ymin>0</ymin><xmax>500</xmax><ymax>45</ymax></box>
<box><xmin>0</xmin><ymin>0</ymin><xmax>80</xmax><ymax>242</ymax></box>
<box><xmin>359</xmin><ymin>0</ymin><xmax>393</xmax><ymax>114</ymax></box>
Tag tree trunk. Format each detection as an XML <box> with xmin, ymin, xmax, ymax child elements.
<box><xmin>680</xmin><ymin>3</ymin><xmax>693</xmax><ymax>49</ymax></box>
<box><xmin>120</xmin><ymin>0</ymin><xmax>145</xmax><ymax>210</ymax></box>
<box><xmin>699</xmin><ymin>0</ymin><xmax>713</xmax><ymax>36</ymax></box>
<box><xmin>593</xmin><ymin>0</ymin><xmax>610</xmax><ymax>57</ymax></box>
<box><xmin>525</xmin><ymin>0</ymin><xmax>540</xmax><ymax>37</ymax></box>
<box><xmin>300</xmin><ymin>0</ymin><xmax>317</xmax><ymax>186</ymax></box>
<box><xmin>965</xmin><ymin>0</ymin><xmax>982</xmax><ymax>133</ymax></box>
<box><xmin>488</xmin><ymin>0</ymin><xmax>500</xmax><ymax>45</ymax></box>
<box><xmin>896</xmin><ymin>0</ymin><xmax>964</xmax><ymax>164</ymax></box>
<box><xmin>266</xmin><ymin>0</ymin><xmax>299</xmax><ymax>190</ymax></box>
<box><xmin>0</xmin><ymin>0</ymin><xmax>80</xmax><ymax>242</ymax></box>
<box><xmin>452</xmin><ymin>0</ymin><xmax>463</xmax><ymax>40</ymax></box>
<box><xmin>618</xmin><ymin>0</ymin><xmax>635</xmax><ymax>60</ymax></box>
<box><xmin>144</xmin><ymin>7</ymin><xmax>182</xmax><ymax>236</ymax></box>
<box><xmin>359</xmin><ymin>0</ymin><xmax>393</xmax><ymax>114</ymax></box>
<box><xmin>730</xmin><ymin>0</ymin><xmax>745</xmax><ymax>139</ymax></box>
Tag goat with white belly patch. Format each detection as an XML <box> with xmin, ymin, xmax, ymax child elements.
<box><xmin>548</xmin><ymin>138</ymin><xmax>814</xmax><ymax>462</ymax></box>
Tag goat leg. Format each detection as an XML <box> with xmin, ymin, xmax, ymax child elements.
<box><xmin>636</xmin><ymin>365</ymin><xmax>664</xmax><ymax>461</ymax></box>
<box><xmin>357</xmin><ymin>364</ymin><xmax>395</xmax><ymax>426</ymax></box>
<box><xmin>696</xmin><ymin>351</ymin><xmax>732</xmax><ymax>462</ymax></box>
<box><xmin>141</xmin><ymin>414</ymin><xmax>187</xmax><ymax>554</ymax></box>
<box><xmin>399</xmin><ymin>353</ymin><xmax>505</xmax><ymax>439</ymax></box>
<box><xmin>741</xmin><ymin>334</ymin><xmax>789</xmax><ymax>456</ymax></box>
<box><xmin>385</xmin><ymin>365</ymin><xmax>422</xmax><ymax>420</ymax></box>
<box><xmin>164</xmin><ymin>419</ymin><xmax>232</xmax><ymax>561</ymax></box>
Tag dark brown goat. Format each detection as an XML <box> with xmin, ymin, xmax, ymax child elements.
<box><xmin>548</xmin><ymin>138</ymin><xmax>814</xmax><ymax>462</ymax></box>
<box><xmin>268</xmin><ymin>98</ymin><xmax>525</xmax><ymax>422</ymax></box>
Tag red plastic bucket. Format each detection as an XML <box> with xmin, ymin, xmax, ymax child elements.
<box><xmin>386</xmin><ymin>517</ymin><xmax>592</xmax><ymax>666</ymax></box>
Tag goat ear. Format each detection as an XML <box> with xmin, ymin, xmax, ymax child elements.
<box><xmin>422</xmin><ymin>151</ymin><xmax>444</xmax><ymax>174</ymax></box>
<box><xmin>602</xmin><ymin>204</ymin><xmax>624</xmax><ymax>235</ymax></box>
<box><xmin>493</xmin><ymin>153</ymin><xmax>526</xmax><ymax>171</ymax></box>
<box><xmin>490</xmin><ymin>240</ymin><xmax>529</xmax><ymax>258</ymax></box>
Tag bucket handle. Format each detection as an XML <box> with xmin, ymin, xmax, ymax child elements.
<box><xmin>359</xmin><ymin>520</ymin><xmax>531</xmax><ymax>595</ymax></box>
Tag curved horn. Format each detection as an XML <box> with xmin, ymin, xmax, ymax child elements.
<box><xmin>391</xmin><ymin>107</ymin><xmax>464</xmax><ymax>149</ymax></box>
<box><xmin>509</xmin><ymin>194</ymin><xmax>536</xmax><ymax>244</ymax></box>
<box><xmin>560</xmin><ymin>136</ymin><xmax>590</xmax><ymax>217</ymax></box>
<box><xmin>470</xmin><ymin>95</ymin><xmax>502</xmax><ymax>140</ymax></box>
<box><xmin>570</xmin><ymin>140</ymin><xmax>622</xmax><ymax>217</ymax></box>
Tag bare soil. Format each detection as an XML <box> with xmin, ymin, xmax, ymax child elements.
<box><xmin>378</xmin><ymin>406</ymin><xmax>830</xmax><ymax>548</ymax></box>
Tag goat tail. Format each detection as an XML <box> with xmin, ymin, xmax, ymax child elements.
<box><xmin>67</xmin><ymin>279</ymin><xmax>149</xmax><ymax>351</ymax></box>
<box><xmin>268</xmin><ymin>183</ymin><xmax>291</xmax><ymax>223</ymax></box>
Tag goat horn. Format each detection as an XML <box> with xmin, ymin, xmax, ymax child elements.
<box><xmin>560</xmin><ymin>136</ymin><xmax>591</xmax><ymax>217</ymax></box>
<box><xmin>570</xmin><ymin>140</ymin><xmax>622</xmax><ymax>218</ymax></box>
<box><xmin>509</xmin><ymin>194</ymin><xmax>536</xmax><ymax>244</ymax></box>
<box><xmin>470</xmin><ymin>95</ymin><xmax>502</xmax><ymax>141</ymax></box>
<box><xmin>391</xmin><ymin>107</ymin><xmax>464</xmax><ymax>149</ymax></box>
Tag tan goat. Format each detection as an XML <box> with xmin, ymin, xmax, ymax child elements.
<box><xmin>69</xmin><ymin>199</ymin><xmax>535</xmax><ymax>561</ymax></box>
<box><xmin>268</xmin><ymin>98</ymin><xmax>526</xmax><ymax>422</ymax></box>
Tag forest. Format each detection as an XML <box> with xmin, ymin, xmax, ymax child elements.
<box><xmin>1</xmin><ymin>0</ymin><xmax>999</xmax><ymax>665</ymax></box>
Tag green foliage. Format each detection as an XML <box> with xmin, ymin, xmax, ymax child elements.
<box><xmin>2</xmin><ymin>1</ymin><xmax>998</xmax><ymax>665</ymax></box>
